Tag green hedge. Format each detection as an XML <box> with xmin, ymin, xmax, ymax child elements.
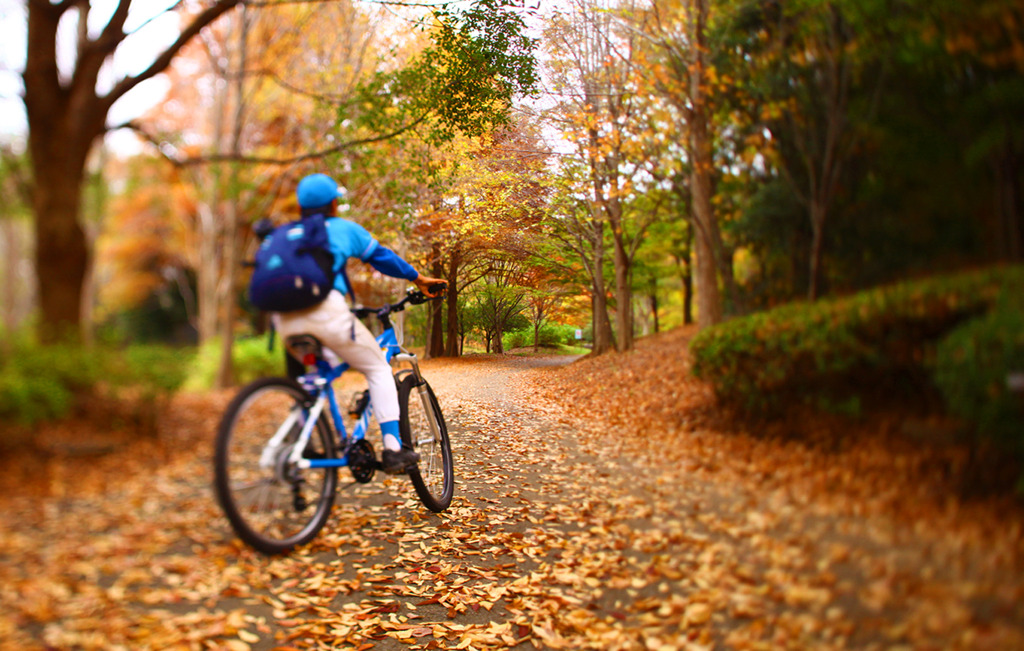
<box><xmin>0</xmin><ymin>333</ymin><xmax>284</xmax><ymax>435</ymax></box>
<box><xmin>933</xmin><ymin>293</ymin><xmax>1024</xmax><ymax>458</ymax></box>
<box><xmin>0</xmin><ymin>339</ymin><xmax>193</xmax><ymax>429</ymax></box>
<box><xmin>690</xmin><ymin>265</ymin><xmax>1024</xmax><ymax>415</ymax></box>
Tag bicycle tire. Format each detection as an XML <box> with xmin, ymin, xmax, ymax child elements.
<box><xmin>214</xmin><ymin>377</ymin><xmax>337</xmax><ymax>554</ymax></box>
<box><xmin>397</xmin><ymin>374</ymin><xmax>454</xmax><ymax>512</ymax></box>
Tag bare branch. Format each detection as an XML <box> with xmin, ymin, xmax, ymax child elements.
<box><xmin>245</xmin><ymin>0</ymin><xmax>444</xmax><ymax>7</ymax></box>
<box><xmin>103</xmin><ymin>0</ymin><xmax>243</xmax><ymax>110</ymax></box>
<box><xmin>125</xmin><ymin>1</ymin><xmax>187</xmax><ymax>37</ymax></box>
<box><xmin>113</xmin><ymin>112</ymin><xmax>430</xmax><ymax>167</ymax></box>
<box><xmin>261</xmin><ymin>67</ymin><xmax>352</xmax><ymax>106</ymax></box>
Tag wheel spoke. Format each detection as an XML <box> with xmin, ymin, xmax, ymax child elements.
<box><xmin>399</xmin><ymin>376</ymin><xmax>453</xmax><ymax>512</ymax></box>
<box><xmin>214</xmin><ymin>379</ymin><xmax>338</xmax><ymax>554</ymax></box>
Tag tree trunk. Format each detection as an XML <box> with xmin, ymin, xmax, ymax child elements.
<box><xmin>591</xmin><ymin>279</ymin><xmax>615</xmax><ymax>355</ymax></box>
<box><xmin>216</xmin><ymin>5</ymin><xmax>249</xmax><ymax>389</ymax></box>
<box><xmin>426</xmin><ymin>251</ymin><xmax>445</xmax><ymax>358</ymax></box>
<box><xmin>80</xmin><ymin>145</ymin><xmax>106</xmax><ymax>346</ymax></box>
<box><xmin>443</xmin><ymin>250</ymin><xmax>461</xmax><ymax>357</ymax></box>
<box><xmin>691</xmin><ymin>165</ymin><xmax>722</xmax><ymax>327</ymax></box>
<box><xmin>31</xmin><ymin>160</ymin><xmax>91</xmax><ymax>341</ymax></box>
<box><xmin>994</xmin><ymin>140</ymin><xmax>1022</xmax><ymax>261</ymax></box>
<box><xmin>609</xmin><ymin>202</ymin><xmax>634</xmax><ymax>352</ymax></box>
<box><xmin>23</xmin><ymin>6</ymin><xmax>97</xmax><ymax>341</ymax></box>
<box><xmin>444</xmin><ymin>281</ymin><xmax>460</xmax><ymax>356</ymax></box>
<box><xmin>590</xmin><ymin>220</ymin><xmax>615</xmax><ymax>354</ymax></box>
<box><xmin>650</xmin><ymin>284</ymin><xmax>660</xmax><ymax>334</ymax></box>
<box><xmin>0</xmin><ymin>219</ymin><xmax>24</xmax><ymax>336</ymax></box>
<box><xmin>687</xmin><ymin>0</ymin><xmax>723</xmax><ymax>329</ymax></box>
<box><xmin>808</xmin><ymin>199</ymin><xmax>826</xmax><ymax>301</ymax></box>
<box><xmin>196</xmin><ymin>59</ymin><xmax>229</xmax><ymax>345</ymax></box>
<box><xmin>22</xmin><ymin>0</ymin><xmax>241</xmax><ymax>342</ymax></box>
<box><xmin>676</xmin><ymin>225</ymin><xmax>694</xmax><ymax>326</ymax></box>
<box><xmin>493</xmin><ymin>325</ymin><xmax>504</xmax><ymax>354</ymax></box>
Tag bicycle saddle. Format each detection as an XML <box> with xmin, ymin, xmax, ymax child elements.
<box><xmin>284</xmin><ymin>334</ymin><xmax>324</xmax><ymax>364</ymax></box>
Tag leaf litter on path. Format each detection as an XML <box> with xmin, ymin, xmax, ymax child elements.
<box><xmin>1</xmin><ymin>341</ymin><xmax>1022</xmax><ymax>650</ymax></box>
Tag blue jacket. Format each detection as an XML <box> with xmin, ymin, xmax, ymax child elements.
<box><xmin>324</xmin><ymin>217</ymin><xmax>418</xmax><ymax>295</ymax></box>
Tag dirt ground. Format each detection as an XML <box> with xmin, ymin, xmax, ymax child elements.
<box><xmin>1</xmin><ymin>340</ymin><xmax>1022</xmax><ymax>650</ymax></box>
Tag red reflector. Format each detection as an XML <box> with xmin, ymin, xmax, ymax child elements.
<box><xmin>302</xmin><ymin>353</ymin><xmax>317</xmax><ymax>366</ymax></box>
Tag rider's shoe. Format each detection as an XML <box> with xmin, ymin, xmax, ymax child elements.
<box><xmin>381</xmin><ymin>447</ymin><xmax>420</xmax><ymax>474</ymax></box>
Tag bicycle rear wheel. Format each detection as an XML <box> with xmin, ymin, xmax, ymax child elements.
<box><xmin>397</xmin><ymin>374</ymin><xmax>454</xmax><ymax>512</ymax></box>
<box><xmin>214</xmin><ymin>377</ymin><xmax>337</xmax><ymax>554</ymax></box>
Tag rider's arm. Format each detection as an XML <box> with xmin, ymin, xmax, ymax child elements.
<box><xmin>366</xmin><ymin>241</ymin><xmax>446</xmax><ymax>297</ymax></box>
<box><xmin>365</xmin><ymin>245</ymin><xmax>418</xmax><ymax>281</ymax></box>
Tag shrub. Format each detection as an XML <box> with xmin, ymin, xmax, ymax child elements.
<box><xmin>503</xmin><ymin>324</ymin><xmax>579</xmax><ymax>350</ymax></box>
<box><xmin>0</xmin><ymin>338</ymin><xmax>194</xmax><ymax>437</ymax></box>
<box><xmin>182</xmin><ymin>336</ymin><xmax>281</xmax><ymax>390</ymax></box>
<box><xmin>233</xmin><ymin>336</ymin><xmax>283</xmax><ymax>383</ymax></box>
<box><xmin>932</xmin><ymin>293</ymin><xmax>1024</xmax><ymax>461</ymax></box>
<box><xmin>0</xmin><ymin>338</ymin><xmax>103</xmax><ymax>428</ymax></box>
<box><xmin>690</xmin><ymin>265</ymin><xmax>1024</xmax><ymax>414</ymax></box>
<box><xmin>0</xmin><ymin>367</ymin><xmax>73</xmax><ymax>427</ymax></box>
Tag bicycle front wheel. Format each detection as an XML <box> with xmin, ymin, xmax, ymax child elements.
<box><xmin>398</xmin><ymin>374</ymin><xmax>454</xmax><ymax>512</ymax></box>
<box><xmin>214</xmin><ymin>377</ymin><xmax>337</xmax><ymax>554</ymax></box>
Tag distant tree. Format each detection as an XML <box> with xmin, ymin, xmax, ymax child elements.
<box><xmin>22</xmin><ymin>0</ymin><xmax>243</xmax><ymax>340</ymax></box>
<box><xmin>642</xmin><ymin>0</ymin><xmax>728</xmax><ymax>325</ymax></box>
<box><xmin>541</xmin><ymin>161</ymin><xmax>617</xmax><ymax>355</ymax></box>
<box><xmin>472</xmin><ymin>257</ymin><xmax>529</xmax><ymax>355</ymax></box>
<box><xmin>21</xmin><ymin>0</ymin><xmax>537</xmax><ymax>345</ymax></box>
<box><xmin>0</xmin><ymin>147</ymin><xmax>34</xmax><ymax>336</ymax></box>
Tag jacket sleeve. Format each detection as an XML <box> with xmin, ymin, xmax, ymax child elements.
<box><xmin>365</xmin><ymin>245</ymin><xmax>419</xmax><ymax>281</ymax></box>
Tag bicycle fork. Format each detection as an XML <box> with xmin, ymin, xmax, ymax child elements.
<box><xmin>393</xmin><ymin>352</ymin><xmax>442</xmax><ymax>447</ymax></box>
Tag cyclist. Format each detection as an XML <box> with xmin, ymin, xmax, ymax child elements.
<box><xmin>272</xmin><ymin>173</ymin><xmax>446</xmax><ymax>473</ymax></box>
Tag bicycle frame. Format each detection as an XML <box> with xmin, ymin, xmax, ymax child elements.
<box><xmin>288</xmin><ymin>316</ymin><xmax>426</xmax><ymax>471</ymax></box>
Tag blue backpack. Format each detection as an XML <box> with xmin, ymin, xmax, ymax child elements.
<box><xmin>248</xmin><ymin>215</ymin><xmax>336</xmax><ymax>312</ymax></box>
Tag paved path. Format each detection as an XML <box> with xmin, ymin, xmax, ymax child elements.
<box><xmin>2</xmin><ymin>355</ymin><xmax>1022</xmax><ymax>650</ymax></box>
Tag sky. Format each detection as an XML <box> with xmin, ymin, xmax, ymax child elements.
<box><xmin>0</xmin><ymin>0</ymin><xmax>181</xmax><ymax>152</ymax></box>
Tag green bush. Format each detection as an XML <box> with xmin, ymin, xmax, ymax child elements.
<box><xmin>182</xmin><ymin>336</ymin><xmax>281</xmax><ymax>390</ymax></box>
<box><xmin>503</xmin><ymin>324</ymin><xmax>579</xmax><ymax>350</ymax></box>
<box><xmin>0</xmin><ymin>337</ymin><xmax>102</xmax><ymax>426</ymax></box>
<box><xmin>933</xmin><ymin>293</ymin><xmax>1024</xmax><ymax>458</ymax></box>
<box><xmin>690</xmin><ymin>265</ymin><xmax>1024</xmax><ymax>414</ymax></box>
<box><xmin>106</xmin><ymin>345</ymin><xmax>195</xmax><ymax>395</ymax></box>
<box><xmin>233</xmin><ymin>336</ymin><xmax>283</xmax><ymax>383</ymax></box>
<box><xmin>0</xmin><ymin>366</ymin><xmax>73</xmax><ymax>426</ymax></box>
<box><xmin>0</xmin><ymin>338</ymin><xmax>194</xmax><ymax>430</ymax></box>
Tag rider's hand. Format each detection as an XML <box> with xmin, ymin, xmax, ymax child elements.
<box><xmin>414</xmin><ymin>274</ymin><xmax>447</xmax><ymax>298</ymax></box>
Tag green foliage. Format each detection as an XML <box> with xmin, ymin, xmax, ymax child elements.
<box><xmin>503</xmin><ymin>323</ymin><xmax>579</xmax><ymax>350</ymax></box>
<box><xmin>0</xmin><ymin>365</ymin><xmax>73</xmax><ymax>428</ymax></box>
<box><xmin>720</xmin><ymin>0</ymin><xmax>1022</xmax><ymax>298</ymax></box>
<box><xmin>183</xmin><ymin>337</ymin><xmax>281</xmax><ymax>391</ymax></box>
<box><xmin>690</xmin><ymin>265</ymin><xmax>1024</xmax><ymax>414</ymax></box>
<box><xmin>932</xmin><ymin>293</ymin><xmax>1024</xmax><ymax>458</ymax></box>
<box><xmin>352</xmin><ymin>0</ymin><xmax>537</xmax><ymax>145</ymax></box>
<box><xmin>0</xmin><ymin>337</ymin><xmax>193</xmax><ymax>431</ymax></box>
<box><xmin>107</xmin><ymin>346</ymin><xmax>195</xmax><ymax>396</ymax></box>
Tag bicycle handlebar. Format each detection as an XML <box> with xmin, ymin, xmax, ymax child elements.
<box><xmin>352</xmin><ymin>287</ymin><xmax>445</xmax><ymax>321</ymax></box>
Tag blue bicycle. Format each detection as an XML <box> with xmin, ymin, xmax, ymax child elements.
<box><xmin>214</xmin><ymin>289</ymin><xmax>453</xmax><ymax>555</ymax></box>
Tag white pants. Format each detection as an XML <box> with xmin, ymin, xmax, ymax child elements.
<box><xmin>273</xmin><ymin>291</ymin><xmax>400</xmax><ymax>424</ymax></box>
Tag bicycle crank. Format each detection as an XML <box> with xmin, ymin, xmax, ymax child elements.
<box><xmin>347</xmin><ymin>439</ymin><xmax>377</xmax><ymax>484</ymax></box>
